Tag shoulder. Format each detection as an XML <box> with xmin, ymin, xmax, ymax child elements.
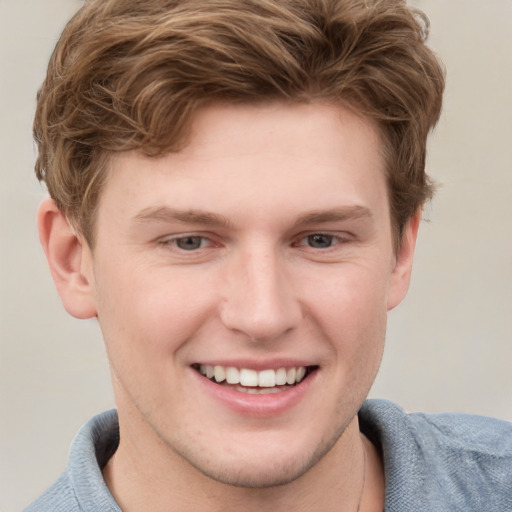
<box><xmin>361</xmin><ymin>398</ymin><xmax>512</xmax><ymax>455</ymax></box>
<box><xmin>24</xmin><ymin>410</ymin><xmax>121</xmax><ymax>512</ymax></box>
<box><xmin>23</xmin><ymin>472</ymin><xmax>80</xmax><ymax>512</ymax></box>
<box><xmin>359</xmin><ymin>399</ymin><xmax>512</xmax><ymax>511</ymax></box>
<box><xmin>408</xmin><ymin>407</ymin><xmax>512</xmax><ymax>458</ymax></box>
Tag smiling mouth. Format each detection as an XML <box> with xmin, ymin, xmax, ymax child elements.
<box><xmin>193</xmin><ymin>364</ymin><xmax>318</xmax><ymax>394</ymax></box>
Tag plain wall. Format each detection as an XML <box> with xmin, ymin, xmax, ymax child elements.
<box><xmin>1</xmin><ymin>1</ymin><xmax>511</xmax><ymax>510</ymax></box>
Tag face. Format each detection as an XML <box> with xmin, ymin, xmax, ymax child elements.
<box><xmin>79</xmin><ymin>102</ymin><xmax>415</xmax><ymax>487</ymax></box>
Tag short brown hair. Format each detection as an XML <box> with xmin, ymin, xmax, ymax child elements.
<box><xmin>34</xmin><ymin>0</ymin><xmax>445</xmax><ymax>246</ymax></box>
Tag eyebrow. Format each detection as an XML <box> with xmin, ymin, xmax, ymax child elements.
<box><xmin>133</xmin><ymin>206</ymin><xmax>234</xmax><ymax>229</ymax></box>
<box><xmin>292</xmin><ymin>205</ymin><xmax>373</xmax><ymax>227</ymax></box>
<box><xmin>134</xmin><ymin>205</ymin><xmax>373</xmax><ymax>229</ymax></box>
<box><xmin>133</xmin><ymin>204</ymin><xmax>372</xmax><ymax>230</ymax></box>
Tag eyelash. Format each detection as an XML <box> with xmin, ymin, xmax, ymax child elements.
<box><xmin>294</xmin><ymin>233</ymin><xmax>346</xmax><ymax>250</ymax></box>
<box><xmin>159</xmin><ymin>235</ymin><xmax>216</xmax><ymax>251</ymax></box>
<box><xmin>160</xmin><ymin>232</ymin><xmax>349</xmax><ymax>252</ymax></box>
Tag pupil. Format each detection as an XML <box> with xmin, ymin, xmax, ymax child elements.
<box><xmin>177</xmin><ymin>236</ymin><xmax>202</xmax><ymax>250</ymax></box>
<box><xmin>308</xmin><ymin>234</ymin><xmax>333</xmax><ymax>248</ymax></box>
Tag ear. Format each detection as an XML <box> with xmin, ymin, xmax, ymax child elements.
<box><xmin>37</xmin><ymin>198</ymin><xmax>97</xmax><ymax>319</ymax></box>
<box><xmin>387</xmin><ymin>212</ymin><xmax>421</xmax><ymax>311</ymax></box>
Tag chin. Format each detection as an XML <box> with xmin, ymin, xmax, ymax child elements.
<box><xmin>177</xmin><ymin>428</ymin><xmax>343</xmax><ymax>489</ymax></box>
<box><xmin>191</xmin><ymin>456</ymin><xmax>315</xmax><ymax>489</ymax></box>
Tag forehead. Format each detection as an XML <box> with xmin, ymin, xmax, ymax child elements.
<box><xmin>173</xmin><ymin>101</ymin><xmax>383</xmax><ymax>170</ymax></box>
<box><xmin>99</xmin><ymin>101</ymin><xmax>388</xmax><ymax>229</ymax></box>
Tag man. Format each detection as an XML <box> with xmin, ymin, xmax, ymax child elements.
<box><xmin>25</xmin><ymin>0</ymin><xmax>512</xmax><ymax>510</ymax></box>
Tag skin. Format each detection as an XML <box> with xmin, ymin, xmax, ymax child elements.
<box><xmin>39</xmin><ymin>101</ymin><xmax>419</xmax><ymax>511</ymax></box>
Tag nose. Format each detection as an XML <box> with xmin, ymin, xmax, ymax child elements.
<box><xmin>219</xmin><ymin>246</ymin><xmax>303</xmax><ymax>342</ymax></box>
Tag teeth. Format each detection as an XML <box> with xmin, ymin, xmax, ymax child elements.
<box><xmin>240</xmin><ymin>368</ymin><xmax>258</xmax><ymax>386</ymax></box>
<box><xmin>258</xmin><ymin>369</ymin><xmax>276</xmax><ymax>387</ymax></box>
<box><xmin>286</xmin><ymin>367</ymin><xmax>296</xmax><ymax>385</ymax></box>
<box><xmin>200</xmin><ymin>364</ymin><xmax>215</xmax><ymax>379</ymax></box>
<box><xmin>225</xmin><ymin>367</ymin><xmax>240</xmax><ymax>384</ymax></box>
<box><xmin>214</xmin><ymin>365</ymin><xmax>226</xmax><ymax>383</ymax></box>
<box><xmin>198</xmin><ymin>365</ymin><xmax>309</xmax><ymax>387</ymax></box>
<box><xmin>275</xmin><ymin>367</ymin><xmax>287</xmax><ymax>385</ymax></box>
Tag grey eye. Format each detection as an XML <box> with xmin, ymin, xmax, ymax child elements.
<box><xmin>175</xmin><ymin>236</ymin><xmax>204</xmax><ymax>250</ymax></box>
<box><xmin>307</xmin><ymin>234</ymin><xmax>334</xmax><ymax>248</ymax></box>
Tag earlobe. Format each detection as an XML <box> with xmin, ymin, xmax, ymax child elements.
<box><xmin>387</xmin><ymin>212</ymin><xmax>421</xmax><ymax>311</ymax></box>
<box><xmin>37</xmin><ymin>198</ymin><xmax>97</xmax><ymax>319</ymax></box>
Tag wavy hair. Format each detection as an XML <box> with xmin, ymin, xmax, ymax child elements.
<box><xmin>34</xmin><ymin>0</ymin><xmax>445</xmax><ymax>246</ymax></box>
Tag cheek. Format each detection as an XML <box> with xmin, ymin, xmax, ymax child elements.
<box><xmin>93</xmin><ymin>264</ymin><xmax>218</xmax><ymax>357</ymax></box>
<box><xmin>93</xmin><ymin>271</ymin><xmax>202</xmax><ymax>411</ymax></box>
<box><xmin>302</xmin><ymin>262</ymin><xmax>389</xmax><ymax>371</ymax></box>
<box><xmin>304</xmin><ymin>262</ymin><xmax>390</xmax><ymax>328</ymax></box>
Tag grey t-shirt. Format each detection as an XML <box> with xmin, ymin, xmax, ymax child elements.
<box><xmin>24</xmin><ymin>399</ymin><xmax>512</xmax><ymax>511</ymax></box>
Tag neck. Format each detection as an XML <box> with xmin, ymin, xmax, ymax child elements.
<box><xmin>102</xmin><ymin>413</ymin><xmax>384</xmax><ymax>512</ymax></box>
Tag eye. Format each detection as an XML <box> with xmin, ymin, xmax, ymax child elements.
<box><xmin>305</xmin><ymin>233</ymin><xmax>336</xmax><ymax>249</ymax></box>
<box><xmin>170</xmin><ymin>236</ymin><xmax>209</xmax><ymax>251</ymax></box>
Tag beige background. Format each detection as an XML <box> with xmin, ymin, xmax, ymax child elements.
<box><xmin>1</xmin><ymin>1</ymin><xmax>511</xmax><ymax>510</ymax></box>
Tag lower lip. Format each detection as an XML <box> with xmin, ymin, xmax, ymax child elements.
<box><xmin>191</xmin><ymin>368</ymin><xmax>317</xmax><ymax>418</ymax></box>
